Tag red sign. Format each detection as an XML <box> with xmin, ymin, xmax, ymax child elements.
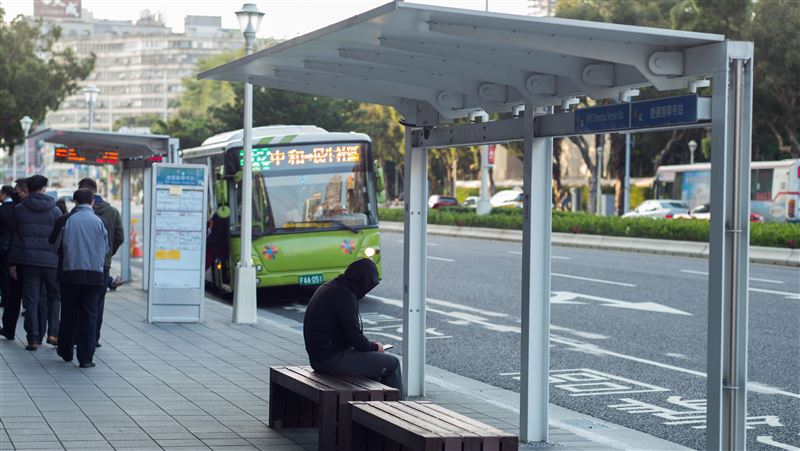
<box><xmin>34</xmin><ymin>0</ymin><xmax>81</xmax><ymax>19</ymax></box>
<box><xmin>488</xmin><ymin>145</ymin><xmax>496</xmax><ymax>166</ymax></box>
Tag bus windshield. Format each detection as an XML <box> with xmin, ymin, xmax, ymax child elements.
<box><xmin>231</xmin><ymin>142</ymin><xmax>376</xmax><ymax>234</ymax></box>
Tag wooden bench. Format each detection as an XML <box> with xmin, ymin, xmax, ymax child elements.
<box><xmin>269</xmin><ymin>366</ymin><xmax>401</xmax><ymax>451</ymax></box>
<box><xmin>344</xmin><ymin>400</ymin><xmax>518</xmax><ymax>451</ymax></box>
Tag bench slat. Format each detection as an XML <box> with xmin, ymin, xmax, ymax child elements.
<box><xmin>271</xmin><ymin>367</ymin><xmax>335</xmax><ymax>402</ymax></box>
<box><xmin>351</xmin><ymin>402</ymin><xmax>444</xmax><ymax>449</ymax></box>
<box><xmin>369</xmin><ymin>402</ymin><xmax>466</xmax><ymax>451</ymax></box>
<box><xmin>285</xmin><ymin>367</ymin><xmax>356</xmax><ymax>401</ymax></box>
<box><xmin>420</xmin><ymin>402</ymin><xmax>515</xmax><ymax>437</ymax></box>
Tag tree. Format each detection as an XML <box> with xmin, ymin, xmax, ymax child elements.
<box><xmin>0</xmin><ymin>8</ymin><xmax>94</xmax><ymax>150</ymax></box>
<box><xmin>350</xmin><ymin>103</ymin><xmax>405</xmax><ymax>198</ymax></box>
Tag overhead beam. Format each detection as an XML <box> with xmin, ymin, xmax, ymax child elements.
<box><xmin>429</xmin><ymin>21</ymin><xmax>688</xmax><ymax>91</ymax></box>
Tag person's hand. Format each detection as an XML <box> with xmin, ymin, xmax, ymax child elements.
<box><xmin>373</xmin><ymin>341</ymin><xmax>384</xmax><ymax>353</ymax></box>
<box><xmin>9</xmin><ymin>266</ymin><xmax>16</xmax><ymax>280</ymax></box>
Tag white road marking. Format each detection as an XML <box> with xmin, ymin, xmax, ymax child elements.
<box><xmin>427</xmin><ymin>256</ymin><xmax>455</xmax><ymax>262</ymax></box>
<box><xmin>426</xmin><ymin>298</ymin><xmax>508</xmax><ymax>318</ymax></box>
<box><xmin>757</xmin><ymin>436</ymin><xmax>800</xmax><ymax>451</ymax></box>
<box><xmin>750</xmin><ymin>382</ymin><xmax>800</xmax><ymax>400</ymax></box>
<box><xmin>551</xmin><ymin>291</ymin><xmax>692</xmax><ymax>316</ymax></box>
<box><xmin>552</xmin><ymin>273</ymin><xmax>636</xmax><ymax>287</ymax></box>
<box><xmin>396</xmin><ymin>239</ymin><xmax>438</xmax><ymax>246</ymax></box>
<box><xmin>508</xmin><ymin>250</ymin><xmax>570</xmax><ymax>260</ymax></box>
<box><xmin>681</xmin><ymin>269</ymin><xmax>786</xmax><ymax>285</ymax></box>
<box><xmin>751</xmin><ymin>287</ymin><xmax>800</xmax><ymax>300</ymax></box>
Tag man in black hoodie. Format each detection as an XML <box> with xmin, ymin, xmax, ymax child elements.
<box><xmin>8</xmin><ymin>175</ymin><xmax>61</xmax><ymax>350</ymax></box>
<box><xmin>303</xmin><ymin>259</ymin><xmax>403</xmax><ymax>397</ymax></box>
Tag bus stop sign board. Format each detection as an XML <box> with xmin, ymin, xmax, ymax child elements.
<box><xmin>574</xmin><ymin>95</ymin><xmax>703</xmax><ymax>134</ymax></box>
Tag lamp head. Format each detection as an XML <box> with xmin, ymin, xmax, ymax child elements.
<box><xmin>20</xmin><ymin>116</ymin><xmax>33</xmax><ymax>134</ymax></box>
<box><xmin>236</xmin><ymin>3</ymin><xmax>264</xmax><ymax>36</ymax></box>
<box><xmin>688</xmin><ymin>139</ymin><xmax>698</xmax><ymax>152</ymax></box>
<box><xmin>83</xmin><ymin>84</ymin><xmax>100</xmax><ymax>104</ymax></box>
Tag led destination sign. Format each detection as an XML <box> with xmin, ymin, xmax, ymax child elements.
<box><xmin>54</xmin><ymin>147</ymin><xmax>120</xmax><ymax>166</ymax></box>
<box><xmin>241</xmin><ymin>143</ymin><xmax>362</xmax><ymax>171</ymax></box>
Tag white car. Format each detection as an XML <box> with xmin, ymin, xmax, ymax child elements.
<box><xmin>623</xmin><ymin>199</ymin><xmax>690</xmax><ymax>219</ymax></box>
<box><xmin>490</xmin><ymin>189</ymin><xmax>523</xmax><ymax>207</ymax></box>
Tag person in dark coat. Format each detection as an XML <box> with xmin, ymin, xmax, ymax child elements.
<box><xmin>0</xmin><ymin>185</ymin><xmax>15</xmax><ymax>308</ymax></box>
<box><xmin>50</xmin><ymin>189</ymin><xmax>108</xmax><ymax>368</ymax></box>
<box><xmin>77</xmin><ymin>178</ymin><xmax>123</xmax><ymax>347</ymax></box>
<box><xmin>303</xmin><ymin>259</ymin><xmax>403</xmax><ymax>397</ymax></box>
<box><xmin>8</xmin><ymin>175</ymin><xmax>62</xmax><ymax>350</ymax></box>
<box><xmin>0</xmin><ymin>180</ymin><xmax>28</xmax><ymax>340</ymax></box>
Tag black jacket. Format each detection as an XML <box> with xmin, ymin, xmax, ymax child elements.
<box><xmin>303</xmin><ymin>259</ymin><xmax>380</xmax><ymax>362</ymax></box>
<box><xmin>0</xmin><ymin>200</ymin><xmax>15</xmax><ymax>251</ymax></box>
<box><xmin>93</xmin><ymin>196</ymin><xmax>124</xmax><ymax>270</ymax></box>
<box><xmin>9</xmin><ymin>193</ymin><xmax>62</xmax><ymax>268</ymax></box>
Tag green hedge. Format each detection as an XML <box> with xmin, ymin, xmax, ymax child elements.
<box><xmin>378</xmin><ymin>208</ymin><xmax>799</xmax><ymax>248</ymax></box>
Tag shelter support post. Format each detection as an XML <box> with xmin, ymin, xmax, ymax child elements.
<box><xmin>120</xmin><ymin>168</ymin><xmax>132</xmax><ymax>282</ymax></box>
<box><xmin>520</xmin><ymin>103</ymin><xmax>553</xmax><ymax>443</ymax></box>
<box><xmin>142</xmin><ymin>166</ymin><xmax>152</xmax><ymax>292</ymax></box>
<box><xmin>706</xmin><ymin>43</ymin><xmax>752</xmax><ymax>451</ymax></box>
<box><xmin>402</xmin><ymin>126</ymin><xmax>428</xmax><ymax>398</ymax></box>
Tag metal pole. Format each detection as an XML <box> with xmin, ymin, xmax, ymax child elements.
<box><xmin>23</xmin><ymin>130</ymin><xmax>29</xmax><ymax>177</ymax></box>
<box><xmin>595</xmin><ymin>137</ymin><xmax>603</xmax><ymax>215</ymax></box>
<box><xmin>623</xmin><ymin>133</ymin><xmax>631</xmax><ymax>213</ymax></box>
<box><xmin>402</xmin><ymin>123</ymin><xmax>428</xmax><ymax>398</ymax></box>
<box><xmin>121</xmin><ymin>168</ymin><xmax>132</xmax><ymax>282</ymax></box>
<box><xmin>690</xmin><ymin>146</ymin><xmax>695</xmax><ymax>165</ymax></box>
<box><xmin>520</xmin><ymin>103</ymin><xmax>552</xmax><ymax>443</ymax></box>
<box><xmin>88</xmin><ymin>99</ymin><xmax>94</xmax><ymax>130</ymax></box>
<box><xmin>233</xmin><ymin>31</ymin><xmax>258</xmax><ymax>324</ymax></box>
<box><xmin>142</xmin><ymin>166</ymin><xmax>152</xmax><ymax>291</ymax></box>
<box><xmin>470</xmin><ymin>111</ymin><xmax>492</xmax><ymax>215</ymax></box>
<box><xmin>12</xmin><ymin>146</ymin><xmax>17</xmax><ymax>180</ymax></box>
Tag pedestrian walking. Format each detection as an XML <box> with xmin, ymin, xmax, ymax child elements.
<box><xmin>0</xmin><ymin>180</ymin><xmax>28</xmax><ymax>340</ymax></box>
<box><xmin>8</xmin><ymin>175</ymin><xmax>62</xmax><ymax>350</ymax></box>
<box><xmin>50</xmin><ymin>189</ymin><xmax>108</xmax><ymax>368</ymax></box>
<box><xmin>0</xmin><ymin>186</ymin><xmax>15</xmax><ymax>308</ymax></box>
<box><xmin>77</xmin><ymin>178</ymin><xmax>123</xmax><ymax>347</ymax></box>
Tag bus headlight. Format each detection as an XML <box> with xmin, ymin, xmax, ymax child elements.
<box><xmin>255</xmin><ymin>264</ymin><xmax>264</xmax><ymax>272</ymax></box>
<box><xmin>364</xmin><ymin>247</ymin><xmax>377</xmax><ymax>258</ymax></box>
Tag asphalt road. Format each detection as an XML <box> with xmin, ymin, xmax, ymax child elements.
<box><xmin>249</xmin><ymin>232</ymin><xmax>800</xmax><ymax>450</ymax></box>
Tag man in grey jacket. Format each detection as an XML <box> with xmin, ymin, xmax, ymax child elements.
<box><xmin>50</xmin><ymin>189</ymin><xmax>108</xmax><ymax>368</ymax></box>
<box><xmin>78</xmin><ymin>178</ymin><xmax>123</xmax><ymax>347</ymax></box>
<box><xmin>9</xmin><ymin>175</ymin><xmax>62</xmax><ymax>350</ymax></box>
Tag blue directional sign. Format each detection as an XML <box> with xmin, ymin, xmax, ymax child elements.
<box><xmin>631</xmin><ymin>95</ymin><xmax>698</xmax><ymax>129</ymax></box>
<box><xmin>574</xmin><ymin>104</ymin><xmax>630</xmax><ymax>133</ymax></box>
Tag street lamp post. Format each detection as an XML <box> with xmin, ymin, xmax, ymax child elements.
<box><xmin>19</xmin><ymin>116</ymin><xmax>33</xmax><ymax>178</ymax></box>
<box><xmin>688</xmin><ymin>139</ymin><xmax>698</xmax><ymax>165</ymax></box>
<box><xmin>232</xmin><ymin>3</ymin><xmax>264</xmax><ymax>324</ymax></box>
<box><xmin>83</xmin><ymin>84</ymin><xmax>100</xmax><ymax>130</ymax></box>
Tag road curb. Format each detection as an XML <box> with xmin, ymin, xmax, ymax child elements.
<box><xmin>379</xmin><ymin>221</ymin><xmax>799</xmax><ymax>267</ymax></box>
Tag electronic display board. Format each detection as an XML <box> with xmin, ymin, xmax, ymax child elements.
<box><xmin>240</xmin><ymin>143</ymin><xmax>362</xmax><ymax>172</ymax></box>
<box><xmin>54</xmin><ymin>146</ymin><xmax>119</xmax><ymax>166</ymax></box>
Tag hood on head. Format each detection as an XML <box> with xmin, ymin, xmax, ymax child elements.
<box><xmin>23</xmin><ymin>192</ymin><xmax>56</xmax><ymax>212</ymax></box>
<box><xmin>342</xmin><ymin>258</ymin><xmax>379</xmax><ymax>299</ymax></box>
<box><xmin>94</xmin><ymin>201</ymin><xmax>112</xmax><ymax>213</ymax></box>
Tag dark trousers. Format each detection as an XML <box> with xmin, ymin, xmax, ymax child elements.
<box><xmin>311</xmin><ymin>348</ymin><xmax>404</xmax><ymax>399</ymax></box>
<box><xmin>21</xmin><ymin>265</ymin><xmax>59</xmax><ymax>344</ymax></box>
<box><xmin>96</xmin><ymin>268</ymin><xmax>109</xmax><ymax>343</ymax></box>
<box><xmin>0</xmin><ymin>249</ymin><xmax>9</xmax><ymax>306</ymax></box>
<box><xmin>1</xmin><ymin>265</ymin><xmax>23</xmax><ymax>338</ymax></box>
<box><xmin>58</xmin><ymin>283</ymin><xmax>104</xmax><ymax>365</ymax></box>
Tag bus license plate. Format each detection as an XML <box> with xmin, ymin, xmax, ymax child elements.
<box><xmin>299</xmin><ymin>274</ymin><xmax>324</xmax><ymax>286</ymax></box>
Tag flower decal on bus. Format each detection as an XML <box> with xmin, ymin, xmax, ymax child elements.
<box><xmin>263</xmin><ymin>244</ymin><xmax>279</xmax><ymax>260</ymax></box>
<box><xmin>340</xmin><ymin>239</ymin><xmax>356</xmax><ymax>254</ymax></box>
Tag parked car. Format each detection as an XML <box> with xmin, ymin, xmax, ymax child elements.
<box><xmin>622</xmin><ymin>199</ymin><xmax>690</xmax><ymax>219</ymax></box>
<box><xmin>673</xmin><ymin>203</ymin><xmax>766</xmax><ymax>222</ymax></box>
<box><xmin>462</xmin><ymin>196</ymin><xmax>480</xmax><ymax>208</ymax></box>
<box><xmin>490</xmin><ymin>189</ymin><xmax>523</xmax><ymax>207</ymax></box>
<box><xmin>428</xmin><ymin>195</ymin><xmax>458</xmax><ymax>209</ymax></box>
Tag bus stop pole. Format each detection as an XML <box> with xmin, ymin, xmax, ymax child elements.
<box><xmin>520</xmin><ymin>103</ymin><xmax>552</xmax><ymax>443</ymax></box>
<box><xmin>120</xmin><ymin>167</ymin><xmax>131</xmax><ymax>282</ymax></box>
<box><xmin>142</xmin><ymin>166</ymin><xmax>152</xmax><ymax>292</ymax></box>
<box><xmin>402</xmin><ymin>125</ymin><xmax>428</xmax><ymax>398</ymax></box>
<box><xmin>706</xmin><ymin>42</ymin><xmax>753</xmax><ymax>451</ymax></box>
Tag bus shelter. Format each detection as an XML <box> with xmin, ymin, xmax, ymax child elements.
<box><xmin>27</xmin><ymin>128</ymin><xmax>177</xmax><ymax>289</ymax></box>
<box><xmin>199</xmin><ymin>2</ymin><xmax>753</xmax><ymax>449</ymax></box>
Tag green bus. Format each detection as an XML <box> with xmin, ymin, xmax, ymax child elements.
<box><xmin>182</xmin><ymin>125</ymin><xmax>385</xmax><ymax>292</ymax></box>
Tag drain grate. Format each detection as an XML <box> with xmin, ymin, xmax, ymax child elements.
<box><xmin>558</xmin><ymin>418</ymin><xmax>614</xmax><ymax>430</ymax></box>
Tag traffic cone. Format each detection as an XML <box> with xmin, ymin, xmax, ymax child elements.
<box><xmin>130</xmin><ymin>228</ymin><xmax>143</xmax><ymax>258</ymax></box>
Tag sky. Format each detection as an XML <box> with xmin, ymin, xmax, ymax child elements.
<box><xmin>2</xmin><ymin>0</ymin><xmax>530</xmax><ymax>39</ymax></box>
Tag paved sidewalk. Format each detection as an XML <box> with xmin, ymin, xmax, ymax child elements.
<box><xmin>1</xmin><ymin>284</ymin><xmax>685</xmax><ymax>450</ymax></box>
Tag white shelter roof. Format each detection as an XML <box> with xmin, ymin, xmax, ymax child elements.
<box><xmin>200</xmin><ymin>1</ymin><xmax>725</xmax><ymax>123</ymax></box>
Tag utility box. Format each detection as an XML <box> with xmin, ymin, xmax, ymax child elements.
<box><xmin>600</xmin><ymin>194</ymin><xmax>616</xmax><ymax>216</ymax></box>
